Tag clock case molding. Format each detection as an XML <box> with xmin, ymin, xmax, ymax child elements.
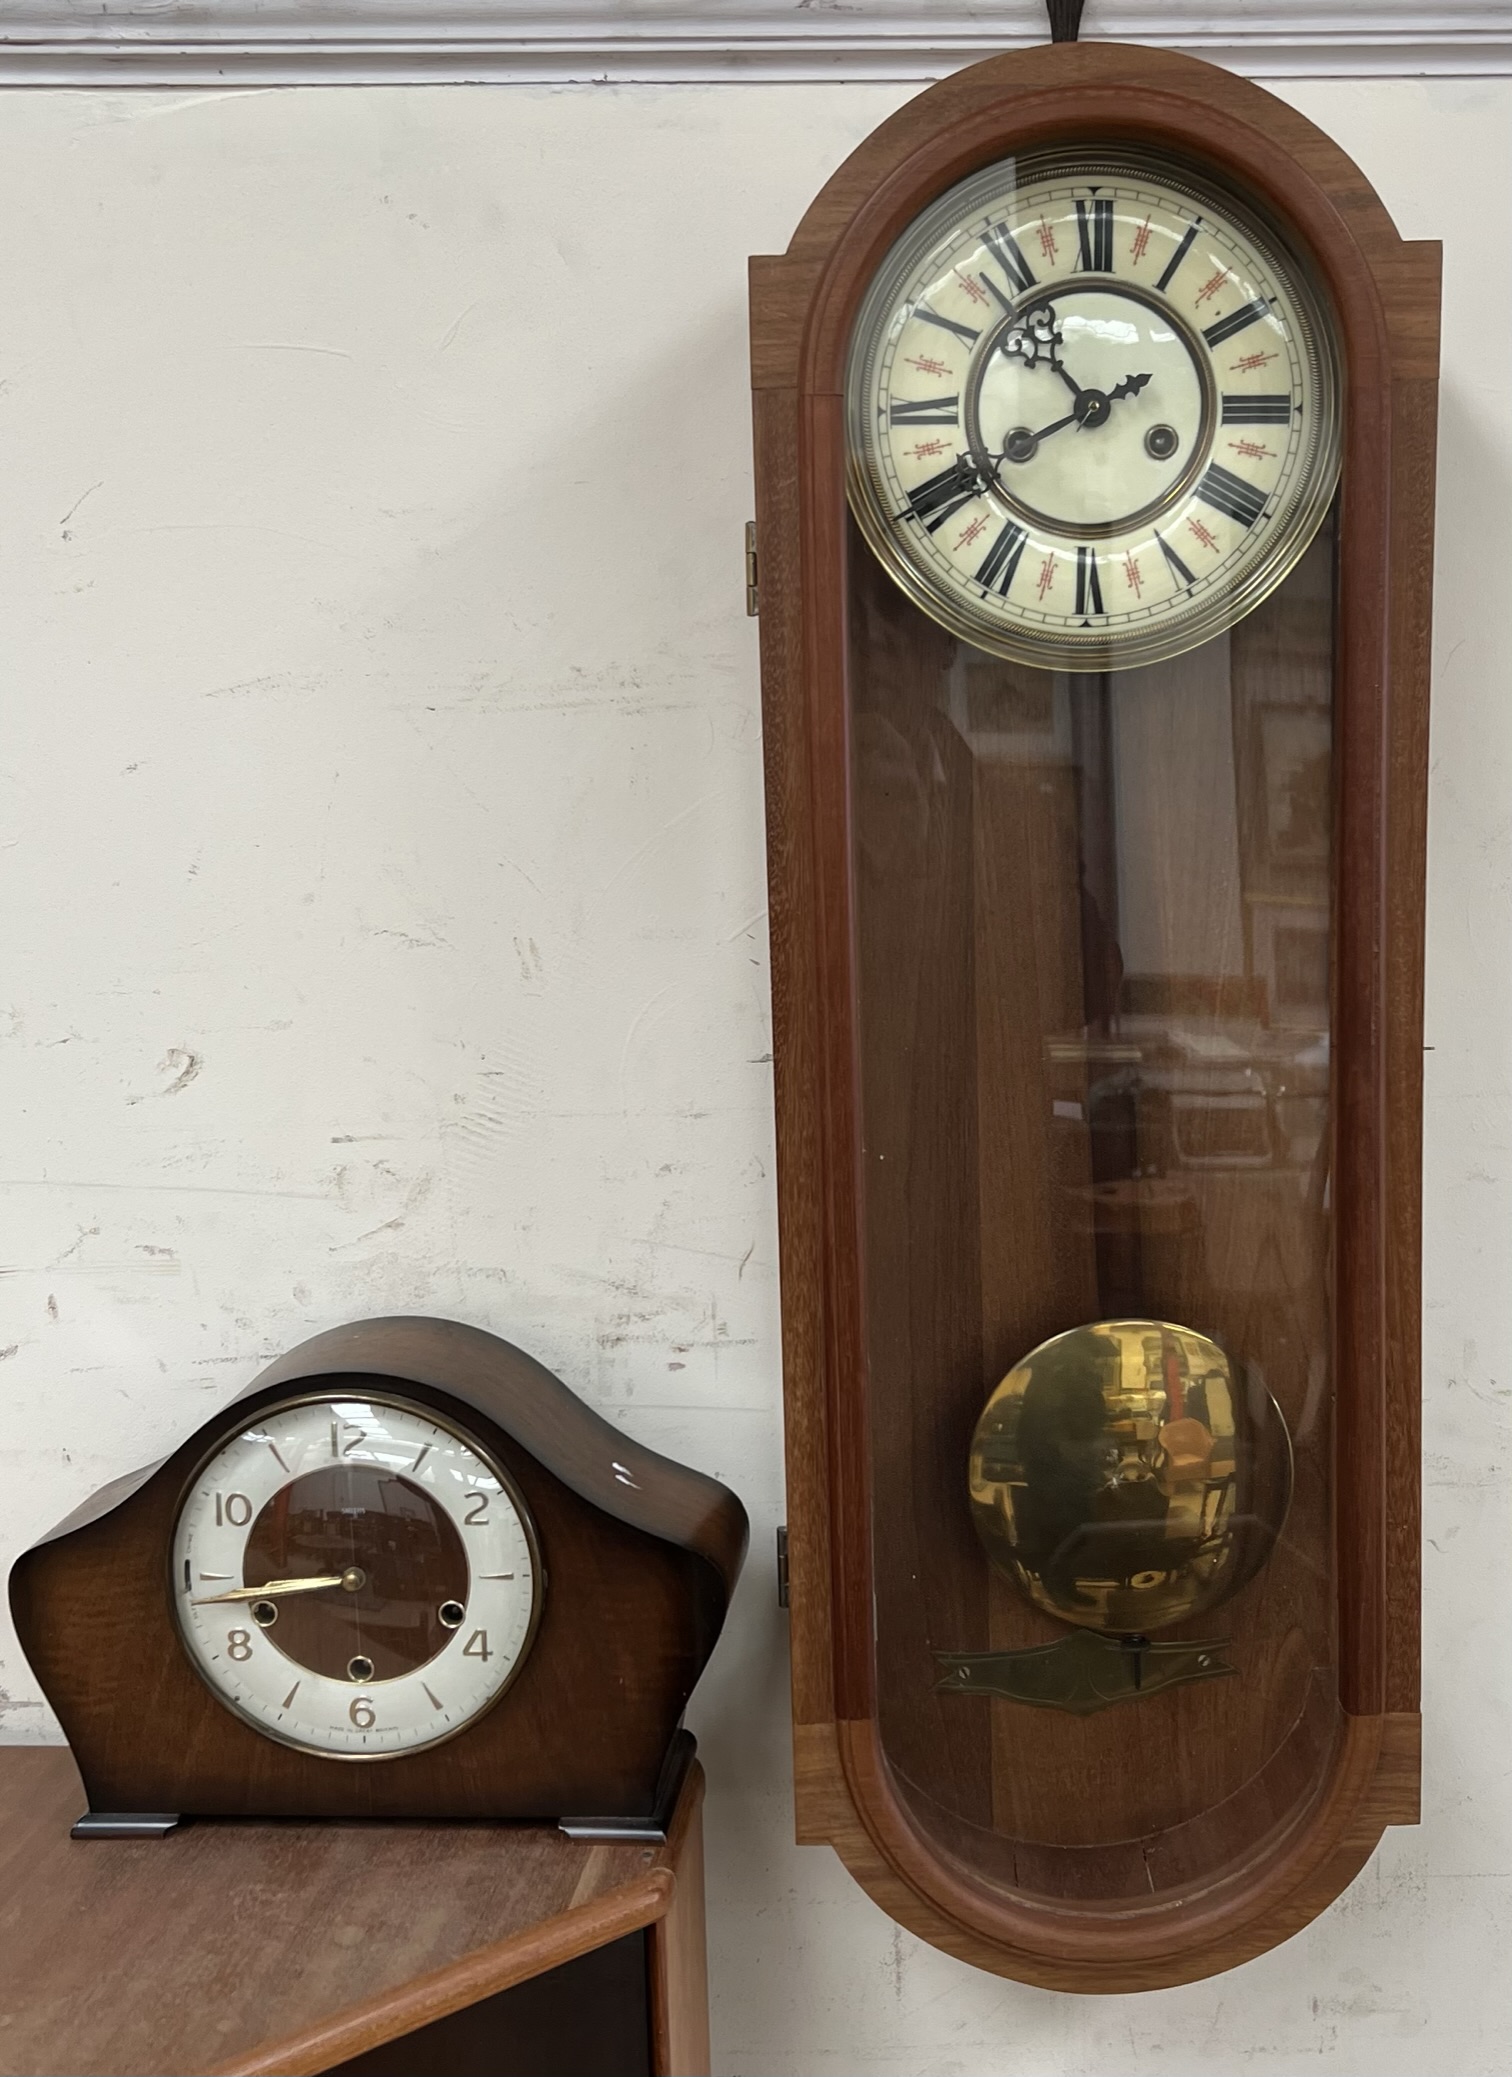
<box><xmin>748</xmin><ymin>42</ymin><xmax>1437</xmax><ymax>1991</ymax></box>
<box><xmin>9</xmin><ymin>1316</ymin><xmax>748</xmax><ymax>1829</ymax></box>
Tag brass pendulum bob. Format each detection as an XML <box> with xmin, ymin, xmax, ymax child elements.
<box><xmin>936</xmin><ymin>1320</ymin><xmax>1293</xmax><ymax>1714</ymax></box>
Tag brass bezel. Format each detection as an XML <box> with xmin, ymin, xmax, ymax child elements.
<box><xmin>846</xmin><ymin>143</ymin><xmax>1343</xmax><ymax>673</ymax></box>
<box><xmin>168</xmin><ymin>1386</ymin><xmax>545</xmax><ymax>1764</ymax></box>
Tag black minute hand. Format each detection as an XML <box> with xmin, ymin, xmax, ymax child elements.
<box><xmin>1029</xmin><ymin>409</ymin><xmax>1080</xmax><ymax>443</ymax></box>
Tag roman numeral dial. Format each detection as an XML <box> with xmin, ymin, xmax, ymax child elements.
<box><xmin>1075</xmin><ymin>196</ymin><xmax>1114</xmax><ymax>272</ymax></box>
<box><xmin>905</xmin><ymin>458</ymin><xmax>986</xmax><ymax>533</ymax></box>
<box><xmin>1154</xmin><ymin>221</ymin><xmax>1198</xmax><ymax>292</ymax></box>
<box><xmin>1075</xmin><ymin>546</ymin><xmax>1105</xmax><ymax>616</ymax></box>
<box><xmin>849</xmin><ymin>147</ymin><xmax>1339</xmax><ymax>672</ymax></box>
<box><xmin>984</xmin><ymin>223</ymin><xmax>1036</xmax><ymax>297</ymax></box>
<box><xmin>978</xmin><ymin>519</ymin><xmax>1028</xmax><ymax>595</ymax></box>
<box><xmin>1221</xmin><ymin>394</ymin><xmax>1292</xmax><ymax>425</ymax></box>
<box><xmin>1196</xmin><ymin>463</ymin><xmax>1268</xmax><ymax>530</ymax></box>
<box><xmin>1202</xmin><ymin>298</ymin><xmax>1271</xmax><ymax>349</ymax></box>
<box><xmin>889</xmin><ymin>395</ymin><xmax>960</xmax><ymax>426</ymax></box>
<box><xmin>914</xmin><ymin>306</ymin><xmax>981</xmax><ymax>348</ymax></box>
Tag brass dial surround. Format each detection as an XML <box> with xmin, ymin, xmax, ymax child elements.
<box><xmin>846</xmin><ymin>145</ymin><xmax>1342</xmax><ymax>672</ymax></box>
<box><xmin>170</xmin><ymin>1390</ymin><xmax>544</xmax><ymax>1761</ymax></box>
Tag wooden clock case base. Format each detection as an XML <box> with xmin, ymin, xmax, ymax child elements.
<box><xmin>750</xmin><ymin>43</ymin><xmax>1436</xmax><ymax>1991</ymax></box>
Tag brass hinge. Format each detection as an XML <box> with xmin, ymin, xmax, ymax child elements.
<box><xmin>776</xmin><ymin>1523</ymin><xmax>789</xmax><ymax>1608</ymax></box>
<box><xmin>745</xmin><ymin>520</ymin><xmax>759</xmax><ymax>616</ymax></box>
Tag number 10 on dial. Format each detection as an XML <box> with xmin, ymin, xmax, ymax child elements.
<box><xmin>172</xmin><ymin>1395</ymin><xmax>542</xmax><ymax>1758</ymax></box>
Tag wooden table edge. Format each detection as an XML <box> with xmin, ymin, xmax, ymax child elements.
<box><xmin>211</xmin><ymin>1766</ymin><xmax>706</xmax><ymax>2077</ymax></box>
<box><xmin>210</xmin><ymin>1867</ymin><xmax>678</xmax><ymax>2076</ymax></box>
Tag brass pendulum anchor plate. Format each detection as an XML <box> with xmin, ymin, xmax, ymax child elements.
<box><xmin>934</xmin><ymin>1628</ymin><xmax>1235</xmax><ymax>1716</ymax></box>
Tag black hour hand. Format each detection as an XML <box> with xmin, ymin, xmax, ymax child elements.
<box><xmin>1003</xmin><ymin>304</ymin><xmax>1066</xmax><ymax>377</ymax></box>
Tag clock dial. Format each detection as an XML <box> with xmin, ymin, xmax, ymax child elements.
<box><xmin>847</xmin><ymin>149</ymin><xmax>1341</xmax><ymax>670</ymax></box>
<box><xmin>171</xmin><ymin>1395</ymin><xmax>541</xmax><ymax>1758</ymax></box>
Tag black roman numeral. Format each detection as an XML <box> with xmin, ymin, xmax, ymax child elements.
<box><xmin>1075</xmin><ymin>546</ymin><xmax>1104</xmax><ymax>616</ymax></box>
<box><xmin>1154</xmin><ymin>221</ymin><xmax>1199</xmax><ymax>292</ymax></box>
<box><xmin>1196</xmin><ymin>463</ymin><xmax>1267</xmax><ymax>529</ymax></box>
<box><xmin>889</xmin><ymin>396</ymin><xmax>960</xmax><ymax>426</ymax></box>
<box><xmin>977</xmin><ymin>519</ymin><xmax>1028</xmax><ymax>597</ymax></box>
<box><xmin>915</xmin><ymin>306</ymin><xmax>981</xmax><ymax>347</ymax></box>
<box><xmin>983</xmin><ymin>223</ymin><xmax>1036</xmax><ymax>297</ymax></box>
<box><xmin>1221</xmin><ymin>393</ymin><xmax>1292</xmax><ymax>425</ymax></box>
<box><xmin>1202</xmin><ymin>298</ymin><xmax>1271</xmax><ymax>349</ymax></box>
<box><xmin>905</xmin><ymin>458</ymin><xmax>981</xmax><ymax>533</ymax></box>
<box><xmin>1156</xmin><ymin>529</ymin><xmax>1197</xmax><ymax>588</ymax></box>
<box><xmin>1075</xmin><ymin>197</ymin><xmax>1114</xmax><ymax>273</ymax></box>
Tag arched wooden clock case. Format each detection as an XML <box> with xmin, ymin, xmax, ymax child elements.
<box><xmin>749</xmin><ymin>44</ymin><xmax>1437</xmax><ymax>1990</ymax></box>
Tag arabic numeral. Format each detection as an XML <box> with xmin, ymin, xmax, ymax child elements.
<box><xmin>349</xmin><ymin>1696</ymin><xmax>376</xmax><ymax>1729</ymax></box>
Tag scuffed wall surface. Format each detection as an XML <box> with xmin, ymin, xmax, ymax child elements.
<box><xmin>0</xmin><ymin>74</ymin><xmax>1507</xmax><ymax>2075</ymax></box>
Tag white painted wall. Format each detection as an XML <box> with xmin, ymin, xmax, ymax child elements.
<box><xmin>0</xmin><ymin>72</ymin><xmax>1507</xmax><ymax>2076</ymax></box>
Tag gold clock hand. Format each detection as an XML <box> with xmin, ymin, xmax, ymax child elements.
<box><xmin>192</xmin><ymin>1567</ymin><xmax>366</xmax><ymax>1604</ymax></box>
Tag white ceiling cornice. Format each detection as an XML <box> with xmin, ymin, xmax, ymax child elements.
<box><xmin>0</xmin><ymin>1</ymin><xmax>1507</xmax><ymax>87</ymax></box>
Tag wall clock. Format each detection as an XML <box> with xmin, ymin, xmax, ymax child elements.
<box><xmin>10</xmin><ymin>1316</ymin><xmax>747</xmax><ymax>1835</ymax></box>
<box><xmin>749</xmin><ymin>41</ymin><xmax>1437</xmax><ymax>1990</ymax></box>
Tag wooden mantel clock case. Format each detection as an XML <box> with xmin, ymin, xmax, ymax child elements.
<box><xmin>749</xmin><ymin>43</ymin><xmax>1437</xmax><ymax>1990</ymax></box>
<box><xmin>11</xmin><ymin>1316</ymin><xmax>747</xmax><ymax>1832</ymax></box>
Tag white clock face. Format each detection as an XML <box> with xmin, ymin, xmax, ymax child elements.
<box><xmin>172</xmin><ymin>1395</ymin><xmax>541</xmax><ymax>1758</ymax></box>
<box><xmin>846</xmin><ymin>148</ymin><xmax>1341</xmax><ymax>671</ymax></box>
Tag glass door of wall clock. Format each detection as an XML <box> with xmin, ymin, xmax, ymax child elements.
<box><xmin>850</xmin><ymin>508</ymin><xmax>1333</xmax><ymax>1890</ymax></box>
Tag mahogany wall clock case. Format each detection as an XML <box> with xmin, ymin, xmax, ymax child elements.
<box><xmin>749</xmin><ymin>41</ymin><xmax>1437</xmax><ymax>1990</ymax></box>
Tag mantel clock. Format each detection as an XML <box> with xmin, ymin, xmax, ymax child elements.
<box><xmin>749</xmin><ymin>43</ymin><xmax>1437</xmax><ymax>1989</ymax></box>
<box><xmin>11</xmin><ymin>1316</ymin><xmax>747</xmax><ymax>1836</ymax></box>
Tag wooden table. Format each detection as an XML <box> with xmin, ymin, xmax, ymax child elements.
<box><xmin>0</xmin><ymin>1747</ymin><xmax>709</xmax><ymax>2077</ymax></box>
